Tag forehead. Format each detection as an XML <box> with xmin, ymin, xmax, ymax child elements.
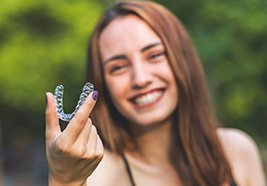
<box><xmin>99</xmin><ymin>15</ymin><xmax>161</xmax><ymax>56</ymax></box>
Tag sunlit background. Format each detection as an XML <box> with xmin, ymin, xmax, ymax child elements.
<box><xmin>0</xmin><ymin>0</ymin><xmax>266</xmax><ymax>185</ymax></box>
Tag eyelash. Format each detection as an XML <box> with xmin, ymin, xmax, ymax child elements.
<box><xmin>149</xmin><ymin>52</ymin><xmax>165</xmax><ymax>60</ymax></box>
<box><xmin>109</xmin><ymin>65</ymin><xmax>125</xmax><ymax>74</ymax></box>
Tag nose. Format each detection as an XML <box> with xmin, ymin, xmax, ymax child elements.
<box><xmin>131</xmin><ymin>63</ymin><xmax>152</xmax><ymax>89</ymax></box>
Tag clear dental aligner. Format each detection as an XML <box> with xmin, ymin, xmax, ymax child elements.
<box><xmin>54</xmin><ymin>82</ymin><xmax>94</xmax><ymax>122</ymax></box>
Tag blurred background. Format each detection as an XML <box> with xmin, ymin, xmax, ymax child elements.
<box><xmin>0</xmin><ymin>0</ymin><xmax>266</xmax><ymax>185</ymax></box>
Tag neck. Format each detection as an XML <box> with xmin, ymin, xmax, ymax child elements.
<box><xmin>127</xmin><ymin>119</ymin><xmax>173</xmax><ymax>166</ymax></box>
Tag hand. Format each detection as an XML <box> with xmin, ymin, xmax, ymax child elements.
<box><xmin>45</xmin><ymin>91</ymin><xmax>104</xmax><ymax>186</ymax></box>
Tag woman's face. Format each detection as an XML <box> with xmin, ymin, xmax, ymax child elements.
<box><xmin>99</xmin><ymin>15</ymin><xmax>178</xmax><ymax>126</ymax></box>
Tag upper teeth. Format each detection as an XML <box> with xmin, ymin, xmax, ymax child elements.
<box><xmin>135</xmin><ymin>91</ymin><xmax>162</xmax><ymax>105</ymax></box>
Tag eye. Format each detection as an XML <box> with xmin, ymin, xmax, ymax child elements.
<box><xmin>109</xmin><ymin>64</ymin><xmax>129</xmax><ymax>75</ymax></box>
<box><xmin>148</xmin><ymin>51</ymin><xmax>166</xmax><ymax>62</ymax></box>
<box><xmin>150</xmin><ymin>52</ymin><xmax>163</xmax><ymax>59</ymax></box>
<box><xmin>110</xmin><ymin>65</ymin><xmax>124</xmax><ymax>73</ymax></box>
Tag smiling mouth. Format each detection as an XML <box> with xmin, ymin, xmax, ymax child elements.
<box><xmin>131</xmin><ymin>89</ymin><xmax>164</xmax><ymax>107</ymax></box>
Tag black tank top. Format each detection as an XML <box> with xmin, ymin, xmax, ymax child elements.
<box><xmin>121</xmin><ymin>154</ymin><xmax>237</xmax><ymax>186</ymax></box>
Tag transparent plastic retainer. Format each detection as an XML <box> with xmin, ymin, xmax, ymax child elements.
<box><xmin>54</xmin><ymin>82</ymin><xmax>94</xmax><ymax>122</ymax></box>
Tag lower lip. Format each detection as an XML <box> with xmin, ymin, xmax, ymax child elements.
<box><xmin>133</xmin><ymin>90</ymin><xmax>164</xmax><ymax>109</ymax></box>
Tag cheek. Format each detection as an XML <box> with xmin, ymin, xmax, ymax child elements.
<box><xmin>105</xmin><ymin>75</ymin><xmax>129</xmax><ymax>104</ymax></box>
<box><xmin>159</xmin><ymin>62</ymin><xmax>178</xmax><ymax>98</ymax></box>
<box><xmin>105</xmin><ymin>79</ymin><xmax>118</xmax><ymax>101</ymax></box>
<box><xmin>157</xmin><ymin>61</ymin><xmax>176</xmax><ymax>83</ymax></box>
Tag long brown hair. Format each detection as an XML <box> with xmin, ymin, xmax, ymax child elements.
<box><xmin>87</xmin><ymin>1</ymin><xmax>234</xmax><ymax>185</ymax></box>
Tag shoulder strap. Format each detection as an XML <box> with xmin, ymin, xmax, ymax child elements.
<box><xmin>121</xmin><ymin>154</ymin><xmax>136</xmax><ymax>186</ymax></box>
<box><xmin>230</xmin><ymin>180</ymin><xmax>238</xmax><ymax>186</ymax></box>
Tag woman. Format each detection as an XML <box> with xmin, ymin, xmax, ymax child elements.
<box><xmin>45</xmin><ymin>1</ymin><xmax>266</xmax><ymax>186</ymax></box>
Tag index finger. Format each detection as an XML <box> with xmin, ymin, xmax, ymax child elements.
<box><xmin>61</xmin><ymin>90</ymin><xmax>98</xmax><ymax>142</ymax></box>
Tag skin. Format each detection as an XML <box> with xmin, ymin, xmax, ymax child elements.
<box><xmin>45</xmin><ymin>91</ymin><xmax>104</xmax><ymax>186</ymax></box>
<box><xmin>218</xmin><ymin>128</ymin><xmax>266</xmax><ymax>186</ymax></box>
<box><xmin>100</xmin><ymin>15</ymin><xmax>178</xmax><ymax>127</ymax></box>
<box><xmin>45</xmin><ymin>15</ymin><xmax>266</xmax><ymax>186</ymax></box>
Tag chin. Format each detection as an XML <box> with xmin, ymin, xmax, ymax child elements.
<box><xmin>129</xmin><ymin>112</ymin><xmax>173</xmax><ymax>127</ymax></box>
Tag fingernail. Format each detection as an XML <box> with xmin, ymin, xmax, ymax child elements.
<box><xmin>45</xmin><ymin>93</ymin><xmax>48</xmax><ymax>104</ymax></box>
<box><xmin>92</xmin><ymin>90</ymin><xmax>98</xmax><ymax>101</ymax></box>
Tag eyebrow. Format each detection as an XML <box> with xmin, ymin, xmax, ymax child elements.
<box><xmin>102</xmin><ymin>42</ymin><xmax>162</xmax><ymax>66</ymax></box>
<box><xmin>102</xmin><ymin>55</ymin><xmax>127</xmax><ymax>66</ymax></box>
<box><xmin>141</xmin><ymin>42</ymin><xmax>162</xmax><ymax>52</ymax></box>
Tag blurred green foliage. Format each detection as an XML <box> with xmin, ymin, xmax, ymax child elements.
<box><xmin>0</xmin><ymin>0</ymin><xmax>266</xmax><ymax>183</ymax></box>
<box><xmin>156</xmin><ymin>0</ymin><xmax>267</xmax><ymax>141</ymax></box>
<box><xmin>0</xmin><ymin>1</ymin><xmax>104</xmax><ymax>184</ymax></box>
<box><xmin>0</xmin><ymin>0</ymin><xmax>103</xmax><ymax>112</ymax></box>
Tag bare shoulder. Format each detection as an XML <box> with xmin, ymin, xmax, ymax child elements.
<box><xmin>87</xmin><ymin>150</ymin><xmax>130</xmax><ymax>186</ymax></box>
<box><xmin>217</xmin><ymin>128</ymin><xmax>266</xmax><ymax>186</ymax></box>
<box><xmin>217</xmin><ymin>128</ymin><xmax>258</xmax><ymax>153</ymax></box>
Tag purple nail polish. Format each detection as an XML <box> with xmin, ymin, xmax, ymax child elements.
<box><xmin>92</xmin><ymin>90</ymin><xmax>98</xmax><ymax>101</ymax></box>
<box><xmin>45</xmin><ymin>93</ymin><xmax>47</xmax><ymax>104</ymax></box>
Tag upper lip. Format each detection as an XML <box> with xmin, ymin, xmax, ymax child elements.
<box><xmin>128</xmin><ymin>88</ymin><xmax>165</xmax><ymax>101</ymax></box>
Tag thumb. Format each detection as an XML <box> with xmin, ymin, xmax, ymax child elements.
<box><xmin>45</xmin><ymin>92</ymin><xmax>61</xmax><ymax>142</ymax></box>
